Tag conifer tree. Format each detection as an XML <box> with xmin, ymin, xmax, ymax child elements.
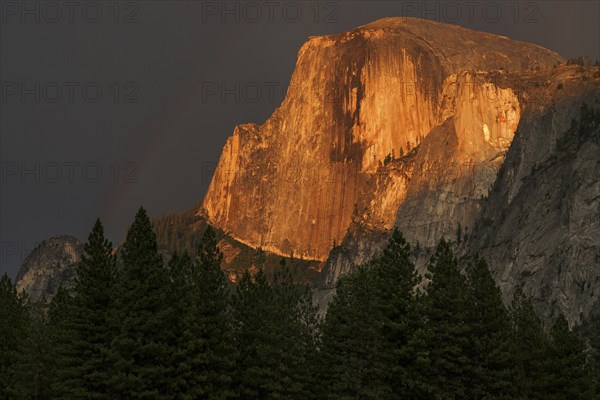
<box><xmin>21</xmin><ymin>309</ymin><xmax>54</xmax><ymax>400</ymax></box>
<box><xmin>270</xmin><ymin>260</ymin><xmax>320</xmax><ymax>400</ymax></box>
<box><xmin>186</xmin><ymin>225</ymin><xmax>236</xmax><ymax>399</ymax></box>
<box><xmin>465</xmin><ymin>256</ymin><xmax>515</xmax><ymax>399</ymax></box>
<box><xmin>319</xmin><ymin>265</ymin><xmax>390</xmax><ymax>399</ymax></box>
<box><xmin>233</xmin><ymin>263</ymin><xmax>318</xmax><ymax>400</ymax></box>
<box><xmin>0</xmin><ymin>274</ymin><xmax>30</xmax><ymax>399</ymax></box>
<box><xmin>368</xmin><ymin>229</ymin><xmax>430</xmax><ymax>398</ymax></box>
<box><xmin>163</xmin><ymin>251</ymin><xmax>194</xmax><ymax>397</ymax></box>
<box><xmin>48</xmin><ymin>288</ymin><xmax>77</xmax><ymax>399</ymax></box>
<box><xmin>107</xmin><ymin>207</ymin><xmax>175</xmax><ymax>399</ymax></box>
<box><xmin>233</xmin><ymin>269</ymin><xmax>279</xmax><ymax>399</ymax></box>
<box><xmin>423</xmin><ymin>238</ymin><xmax>473</xmax><ymax>399</ymax></box>
<box><xmin>546</xmin><ymin>314</ymin><xmax>590</xmax><ymax>399</ymax></box>
<box><xmin>591</xmin><ymin>318</ymin><xmax>600</xmax><ymax>399</ymax></box>
<box><xmin>510</xmin><ymin>289</ymin><xmax>550</xmax><ymax>400</ymax></box>
<box><xmin>1</xmin><ymin>289</ymin><xmax>53</xmax><ymax>400</ymax></box>
<box><xmin>320</xmin><ymin>229</ymin><xmax>435</xmax><ymax>399</ymax></box>
<box><xmin>293</xmin><ymin>277</ymin><xmax>321</xmax><ymax>398</ymax></box>
<box><xmin>52</xmin><ymin>219</ymin><xmax>117</xmax><ymax>399</ymax></box>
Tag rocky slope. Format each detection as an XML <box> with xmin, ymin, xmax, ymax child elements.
<box><xmin>15</xmin><ymin>236</ymin><xmax>83</xmax><ymax>303</ymax></box>
<box><xmin>13</xmin><ymin>213</ymin><xmax>321</xmax><ymax>304</ymax></box>
<box><xmin>151</xmin><ymin>210</ymin><xmax>322</xmax><ymax>285</ymax></box>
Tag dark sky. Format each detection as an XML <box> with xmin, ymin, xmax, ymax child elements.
<box><xmin>1</xmin><ymin>0</ymin><xmax>599</xmax><ymax>279</ymax></box>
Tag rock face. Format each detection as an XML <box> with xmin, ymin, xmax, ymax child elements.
<box><xmin>203</xmin><ymin>17</ymin><xmax>600</xmax><ymax>325</ymax></box>
<box><xmin>15</xmin><ymin>236</ymin><xmax>83</xmax><ymax>303</ymax></box>
<box><xmin>201</xmin><ymin>17</ymin><xmax>561</xmax><ymax>262</ymax></box>
<box><xmin>467</xmin><ymin>69</ymin><xmax>600</xmax><ymax>326</ymax></box>
<box><xmin>320</xmin><ymin>66</ymin><xmax>600</xmax><ymax>326</ymax></box>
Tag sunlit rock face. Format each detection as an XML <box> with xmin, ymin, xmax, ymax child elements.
<box><xmin>201</xmin><ymin>17</ymin><xmax>561</xmax><ymax>262</ymax></box>
<box><xmin>320</xmin><ymin>72</ymin><xmax>522</xmax><ymax>291</ymax></box>
<box><xmin>15</xmin><ymin>236</ymin><xmax>83</xmax><ymax>303</ymax></box>
<box><xmin>203</xmin><ymin>17</ymin><xmax>599</xmax><ymax>326</ymax></box>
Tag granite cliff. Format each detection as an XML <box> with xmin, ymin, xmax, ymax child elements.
<box><xmin>202</xmin><ymin>18</ymin><xmax>599</xmax><ymax>324</ymax></box>
<box><xmin>201</xmin><ymin>17</ymin><xmax>561</xmax><ymax>262</ymax></box>
<box><xmin>320</xmin><ymin>64</ymin><xmax>600</xmax><ymax>327</ymax></box>
<box><xmin>15</xmin><ymin>236</ymin><xmax>83</xmax><ymax>303</ymax></box>
<box><xmin>467</xmin><ymin>70</ymin><xmax>600</xmax><ymax>326</ymax></box>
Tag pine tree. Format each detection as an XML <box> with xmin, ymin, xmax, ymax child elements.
<box><xmin>2</xmin><ymin>288</ymin><xmax>54</xmax><ymax>400</ymax></box>
<box><xmin>48</xmin><ymin>288</ymin><xmax>77</xmax><ymax>399</ymax></box>
<box><xmin>293</xmin><ymin>276</ymin><xmax>321</xmax><ymax>399</ymax></box>
<box><xmin>24</xmin><ymin>310</ymin><xmax>55</xmax><ymax>400</ymax></box>
<box><xmin>107</xmin><ymin>207</ymin><xmax>175</xmax><ymax>399</ymax></box>
<box><xmin>270</xmin><ymin>260</ymin><xmax>320</xmax><ymax>400</ymax></box>
<box><xmin>591</xmin><ymin>318</ymin><xmax>600</xmax><ymax>399</ymax></box>
<box><xmin>52</xmin><ymin>219</ymin><xmax>117</xmax><ymax>399</ymax></box>
<box><xmin>164</xmin><ymin>251</ymin><xmax>194</xmax><ymax>397</ymax></box>
<box><xmin>0</xmin><ymin>274</ymin><xmax>30</xmax><ymax>399</ymax></box>
<box><xmin>546</xmin><ymin>314</ymin><xmax>590</xmax><ymax>399</ymax></box>
<box><xmin>320</xmin><ymin>230</ymin><xmax>435</xmax><ymax>399</ymax></box>
<box><xmin>423</xmin><ymin>238</ymin><xmax>473</xmax><ymax>399</ymax></box>
<box><xmin>233</xmin><ymin>269</ymin><xmax>278</xmax><ymax>399</ymax></box>
<box><xmin>233</xmin><ymin>262</ymin><xmax>319</xmax><ymax>400</ymax></box>
<box><xmin>510</xmin><ymin>288</ymin><xmax>550</xmax><ymax>400</ymax></box>
<box><xmin>319</xmin><ymin>265</ymin><xmax>390</xmax><ymax>399</ymax></box>
<box><xmin>186</xmin><ymin>225</ymin><xmax>236</xmax><ymax>399</ymax></box>
<box><xmin>369</xmin><ymin>229</ymin><xmax>430</xmax><ymax>398</ymax></box>
<box><xmin>465</xmin><ymin>256</ymin><xmax>515</xmax><ymax>399</ymax></box>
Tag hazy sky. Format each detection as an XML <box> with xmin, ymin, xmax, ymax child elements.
<box><xmin>1</xmin><ymin>0</ymin><xmax>599</xmax><ymax>279</ymax></box>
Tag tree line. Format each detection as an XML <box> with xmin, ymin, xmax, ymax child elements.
<box><xmin>1</xmin><ymin>207</ymin><xmax>599</xmax><ymax>399</ymax></box>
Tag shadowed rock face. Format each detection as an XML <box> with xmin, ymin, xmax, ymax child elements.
<box><xmin>466</xmin><ymin>70</ymin><xmax>600</xmax><ymax>327</ymax></box>
<box><xmin>15</xmin><ymin>236</ymin><xmax>83</xmax><ymax>303</ymax></box>
<box><xmin>201</xmin><ymin>17</ymin><xmax>562</xmax><ymax>263</ymax></box>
